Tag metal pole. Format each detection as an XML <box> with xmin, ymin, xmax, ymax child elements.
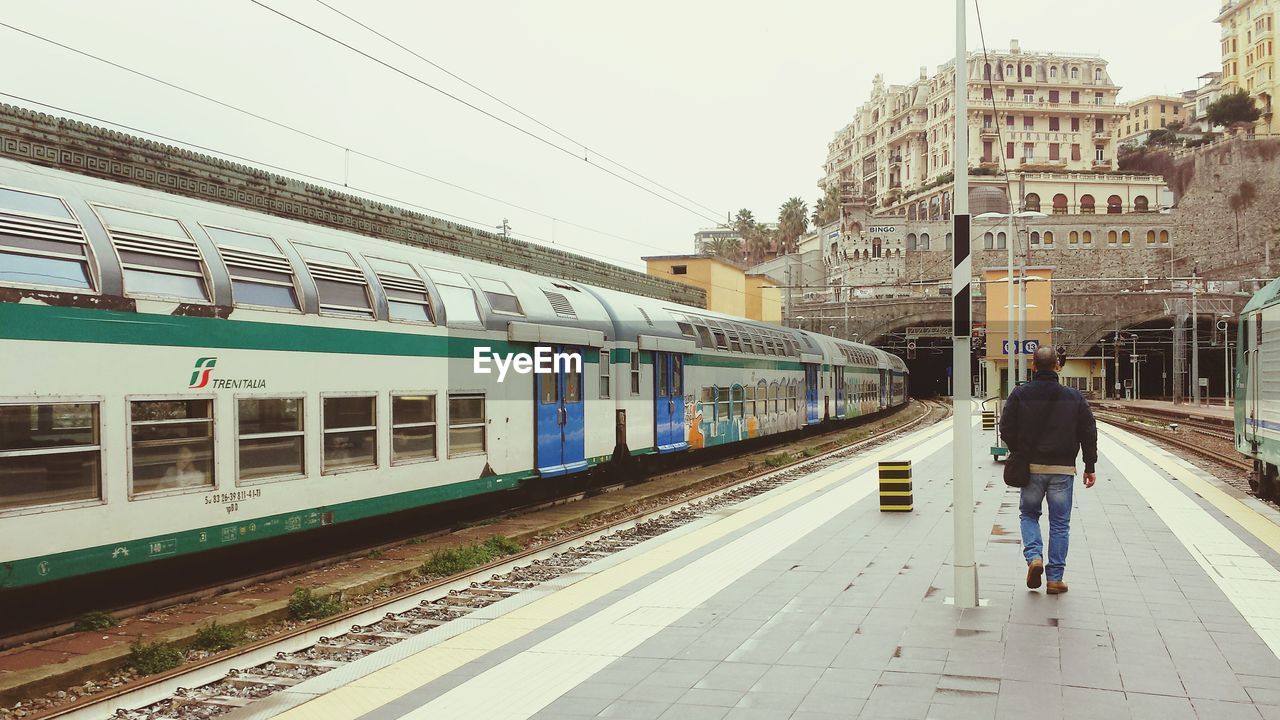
<box><xmin>1192</xmin><ymin>271</ymin><xmax>1200</xmax><ymax>405</ymax></box>
<box><xmin>951</xmin><ymin>0</ymin><xmax>978</xmax><ymax>609</ymax></box>
<box><xmin>1017</xmin><ymin>268</ymin><xmax>1027</xmax><ymax>383</ymax></box>
<box><xmin>1225</xmin><ymin>340</ymin><xmax>1231</xmax><ymax>407</ymax></box>
<box><xmin>1133</xmin><ymin>335</ymin><xmax>1139</xmax><ymax>400</ymax></box>
<box><xmin>1006</xmin><ymin>214</ymin><xmax>1015</xmax><ymax>395</ymax></box>
<box><xmin>1114</xmin><ymin>323</ymin><xmax>1120</xmax><ymax>400</ymax></box>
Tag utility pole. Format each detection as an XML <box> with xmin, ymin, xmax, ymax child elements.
<box><xmin>1005</xmin><ymin>213</ymin><xmax>1015</xmax><ymax>395</ymax></box>
<box><xmin>1113</xmin><ymin>322</ymin><xmax>1120</xmax><ymax>400</ymax></box>
<box><xmin>1192</xmin><ymin>268</ymin><xmax>1200</xmax><ymax>405</ymax></box>
<box><xmin>1017</xmin><ymin>266</ymin><xmax>1027</xmax><ymax>384</ymax></box>
<box><xmin>950</xmin><ymin>0</ymin><xmax>978</xmax><ymax>609</ymax></box>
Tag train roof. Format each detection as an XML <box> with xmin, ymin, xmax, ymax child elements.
<box><xmin>1243</xmin><ymin>277</ymin><xmax>1280</xmax><ymax>314</ymax></box>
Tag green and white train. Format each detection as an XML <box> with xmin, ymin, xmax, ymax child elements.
<box><xmin>0</xmin><ymin>156</ymin><xmax>907</xmax><ymax>590</ymax></box>
<box><xmin>1238</xmin><ymin>277</ymin><xmax>1280</xmax><ymax>497</ymax></box>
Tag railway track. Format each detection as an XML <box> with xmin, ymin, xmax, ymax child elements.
<box><xmin>1095</xmin><ymin>403</ymin><xmax>1234</xmax><ymax>441</ymax></box>
<box><xmin>1095</xmin><ymin>410</ymin><xmax>1250</xmax><ymax>473</ymax></box>
<box><xmin>30</xmin><ymin>402</ymin><xmax>948</xmax><ymax>720</ymax></box>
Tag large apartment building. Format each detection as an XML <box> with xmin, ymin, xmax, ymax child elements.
<box><xmin>1115</xmin><ymin>95</ymin><xmax>1186</xmax><ymax>146</ymax></box>
<box><xmin>821</xmin><ymin>40</ymin><xmax>1165</xmax><ymax>221</ymax></box>
<box><xmin>1217</xmin><ymin>0</ymin><xmax>1278</xmax><ymax>134</ymax></box>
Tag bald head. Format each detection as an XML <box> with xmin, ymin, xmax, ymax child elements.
<box><xmin>1033</xmin><ymin>345</ymin><xmax>1058</xmax><ymax>372</ymax></box>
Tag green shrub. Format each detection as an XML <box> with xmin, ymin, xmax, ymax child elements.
<box><xmin>129</xmin><ymin>640</ymin><xmax>184</xmax><ymax>675</ymax></box>
<box><xmin>483</xmin><ymin>535</ymin><xmax>522</xmax><ymax>556</ymax></box>
<box><xmin>764</xmin><ymin>453</ymin><xmax>791</xmax><ymax>468</ymax></box>
<box><xmin>191</xmin><ymin>621</ymin><xmax>247</xmax><ymax>651</ymax></box>
<box><xmin>287</xmin><ymin>587</ymin><xmax>343</xmax><ymax>621</ymax></box>
<box><xmin>420</xmin><ymin>545</ymin><xmax>493</xmax><ymax>577</ymax></box>
<box><xmin>419</xmin><ymin>536</ymin><xmax>523</xmax><ymax>578</ymax></box>
<box><xmin>71</xmin><ymin>611</ymin><xmax>118</xmax><ymax>632</ymax></box>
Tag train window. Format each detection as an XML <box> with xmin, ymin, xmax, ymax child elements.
<box><xmin>656</xmin><ymin>353</ymin><xmax>668</xmax><ymax>397</ymax></box>
<box><xmin>0</xmin><ymin>402</ymin><xmax>101</xmax><ymax>510</ymax></box>
<box><xmin>295</xmin><ymin>243</ymin><xmax>373</xmax><ymax>318</ymax></box>
<box><xmin>130</xmin><ymin>399</ymin><xmax>214</xmax><ymax>494</ymax></box>
<box><xmin>732</xmin><ymin>385</ymin><xmax>744</xmax><ymax>418</ymax></box>
<box><xmin>392</xmin><ymin>394</ymin><xmax>436</xmax><ymax>464</ymax></box>
<box><xmin>237</xmin><ymin>397</ymin><xmax>304</xmax><ymax>482</ymax></box>
<box><xmin>716</xmin><ymin>387</ymin><xmax>729</xmax><ymax>421</ymax></box>
<box><xmin>425</xmin><ymin>268</ymin><xmax>483</xmax><ymax>327</ymax></box>
<box><xmin>692</xmin><ymin>320</ymin><xmax>714</xmax><ymax>348</ymax></box>
<box><xmin>448</xmin><ymin>393</ymin><xmax>486</xmax><ymax>457</ymax></box>
<box><xmin>205</xmin><ymin>226</ymin><xmax>299</xmax><ymax>310</ymax></box>
<box><xmin>789</xmin><ymin>382</ymin><xmax>799</xmax><ymax>412</ymax></box>
<box><xmin>322</xmin><ymin>395</ymin><xmax>377</xmax><ymax>473</ymax></box>
<box><xmin>757</xmin><ymin>380</ymin><xmax>767</xmax><ymax>414</ymax></box>
<box><xmin>630</xmin><ymin>352</ymin><xmax>641</xmax><ymax>394</ymax></box>
<box><xmin>700</xmin><ymin>387</ymin><xmax>714</xmax><ymax>418</ymax></box>
<box><xmin>564</xmin><ymin>352</ymin><xmax>582</xmax><ymax>402</ymax></box>
<box><xmin>367</xmin><ymin>257</ymin><xmax>434</xmax><ymax>324</ymax></box>
<box><xmin>769</xmin><ymin>382</ymin><xmax>780</xmax><ymax>413</ymax></box>
<box><xmin>0</xmin><ymin>188</ymin><xmax>94</xmax><ymax>292</ymax></box>
<box><xmin>599</xmin><ymin>350</ymin><xmax>611</xmax><ymax>399</ymax></box>
<box><xmin>726</xmin><ymin>328</ymin><xmax>742</xmax><ymax>352</ymax></box>
<box><xmin>475</xmin><ymin>277</ymin><xmax>524</xmax><ymax>316</ymax></box>
<box><xmin>96</xmin><ymin>206</ymin><xmax>208</xmax><ymax>302</ymax></box>
<box><xmin>670</xmin><ymin>313</ymin><xmax>697</xmax><ymax>340</ymax></box>
<box><xmin>744</xmin><ymin>384</ymin><xmax>755</xmax><ymax>415</ymax></box>
<box><xmin>672</xmin><ymin>356</ymin><xmax>683</xmax><ymax>395</ymax></box>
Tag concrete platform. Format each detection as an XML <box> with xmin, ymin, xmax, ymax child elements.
<box><xmin>231</xmin><ymin>408</ymin><xmax>1280</xmax><ymax>720</ymax></box>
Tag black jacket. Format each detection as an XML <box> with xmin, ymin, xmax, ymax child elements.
<box><xmin>999</xmin><ymin>370</ymin><xmax>1098</xmax><ymax>473</ymax></box>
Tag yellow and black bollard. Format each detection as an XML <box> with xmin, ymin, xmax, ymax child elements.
<box><xmin>878</xmin><ymin>461</ymin><xmax>913</xmax><ymax>512</ymax></box>
<box><xmin>981</xmin><ymin>410</ymin><xmax>996</xmax><ymax>432</ymax></box>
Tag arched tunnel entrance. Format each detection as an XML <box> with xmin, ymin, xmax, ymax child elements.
<box><xmin>1081</xmin><ymin>315</ymin><xmax>1234</xmax><ymax>402</ymax></box>
<box><xmin>871</xmin><ymin>329</ymin><xmax>957</xmax><ymax>398</ymax></box>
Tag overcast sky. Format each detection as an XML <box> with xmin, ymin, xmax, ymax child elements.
<box><xmin>0</xmin><ymin>1</ymin><xmax>1219</xmax><ymax>271</ymax></box>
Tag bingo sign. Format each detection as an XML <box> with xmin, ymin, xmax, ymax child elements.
<box><xmin>867</xmin><ymin>225</ymin><xmax>903</xmax><ymax>242</ymax></box>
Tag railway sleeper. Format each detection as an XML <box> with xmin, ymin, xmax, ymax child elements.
<box><xmin>224</xmin><ymin>674</ymin><xmax>302</xmax><ymax>689</ymax></box>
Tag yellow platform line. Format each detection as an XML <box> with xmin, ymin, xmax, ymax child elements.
<box><xmin>276</xmin><ymin>419</ymin><xmax>953</xmax><ymax>719</ymax></box>
<box><xmin>1099</xmin><ymin>424</ymin><xmax>1280</xmax><ymax>556</ymax></box>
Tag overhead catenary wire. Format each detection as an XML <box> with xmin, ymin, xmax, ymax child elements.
<box><xmin>248</xmin><ymin>0</ymin><xmax>727</xmax><ymax>227</ymax></box>
<box><xmin>0</xmin><ymin>21</ymin><xmax>701</xmax><ymax>257</ymax></box>
<box><xmin>308</xmin><ymin>0</ymin><xmax>725</xmax><ymax>219</ymax></box>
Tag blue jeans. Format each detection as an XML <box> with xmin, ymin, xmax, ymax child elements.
<box><xmin>1020</xmin><ymin>473</ymin><xmax>1074</xmax><ymax>581</ymax></box>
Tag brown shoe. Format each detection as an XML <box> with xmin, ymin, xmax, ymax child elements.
<box><xmin>1026</xmin><ymin>558</ymin><xmax>1044</xmax><ymax>589</ymax></box>
<box><xmin>1046</xmin><ymin>580</ymin><xmax>1068</xmax><ymax>594</ymax></box>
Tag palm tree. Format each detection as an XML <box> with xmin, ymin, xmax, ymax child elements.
<box><xmin>732</xmin><ymin>209</ymin><xmax>756</xmax><ymax>240</ymax></box>
<box><xmin>705</xmin><ymin>236</ymin><xmax>744</xmax><ymax>262</ymax></box>
<box><xmin>777</xmin><ymin>197</ymin><xmax>809</xmax><ymax>254</ymax></box>
<box><xmin>746</xmin><ymin>225</ymin><xmax>774</xmax><ymax>264</ymax></box>
<box><xmin>812</xmin><ymin>184</ymin><xmax>841</xmax><ymax>227</ymax></box>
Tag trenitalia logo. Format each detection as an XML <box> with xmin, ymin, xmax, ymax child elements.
<box><xmin>189</xmin><ymin>357</ymin><xmax>217</xmax><ymax>388</ymax></box>
<box><xmin>473</xmin><ymin>347</ymin><xmax>582</xmax><ymax>382</ymax></box>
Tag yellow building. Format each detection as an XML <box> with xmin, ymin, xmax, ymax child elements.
<box><xmin>1218</xmin><ymin>0</ymin><xmax>1278</xmax><ymax>134</ymax></box>
<box><xmin>1115</xmin><ymin>95</ymin><xmax>1186</xmax><ymax>145</ymax></box>
<box><xmin>644</xmin><ymin>255</ymin><xmax>781</xmax><ymax>323</ymax></box>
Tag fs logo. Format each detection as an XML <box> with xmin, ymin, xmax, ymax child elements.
<box><xmin>189</xmin><ymin>357</ymin><xmax>218</xmax><ymax>389</ymax></box>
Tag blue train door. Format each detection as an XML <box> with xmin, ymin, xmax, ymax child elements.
<box><xmin>835</xmin><ymin>367</ymin><xmax>845</xmax><ymax>417</ymax></box>
<box><xmin>535</xmin><ymin>345</ymin><xmax>587</xmax><ymax>476</ymax></box>
<box><xmin>654</xmin><ymin>351</ymin><xmax>688</xmax><ymax>452</ymax></box>
<box><xmin>804</xmin><ymin>363</ymin><xmax>820</xmax><ymax>424</ymax></box>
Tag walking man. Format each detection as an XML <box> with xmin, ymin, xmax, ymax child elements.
<box><xmin>999</xmin><ymin>346</ymin><xmax>1098</xmax><ymax>594</ymax></box>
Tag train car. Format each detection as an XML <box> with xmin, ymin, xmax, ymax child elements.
<box><xmin>1237</xmin><ymin>276</ymin><xmax>1280</xmax><ymax>497</ymax></box>
<box><xmin>0</xmin><ymin>156</ymin><xmax>908</xmax><ymax>589</ymax></box>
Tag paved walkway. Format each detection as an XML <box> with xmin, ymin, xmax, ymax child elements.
<box><xmin>240</xmin><ymin>411</ymin><xmax>1280</xmax><ymax>720</ymax></box>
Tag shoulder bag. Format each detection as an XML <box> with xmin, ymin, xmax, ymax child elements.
<box><xmin>1003</xmin><ymin>385</ymin><xmax>1062</xmax><ymax>489</ymax></box>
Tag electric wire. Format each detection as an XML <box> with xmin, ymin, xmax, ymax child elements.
<box><xmin>0</xmin><ymin>20</ymin><xmax>699</xmax><ymax>255</ymax></box>
<box><xmin>308</xmin><ymin>0</ymin><xmax>725</xmax><ymax>219</ymax></box>
<box><xmin>248</xmin><ymin>0</ymin><xmax>727</xmax><ymax>226</ymax></box>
